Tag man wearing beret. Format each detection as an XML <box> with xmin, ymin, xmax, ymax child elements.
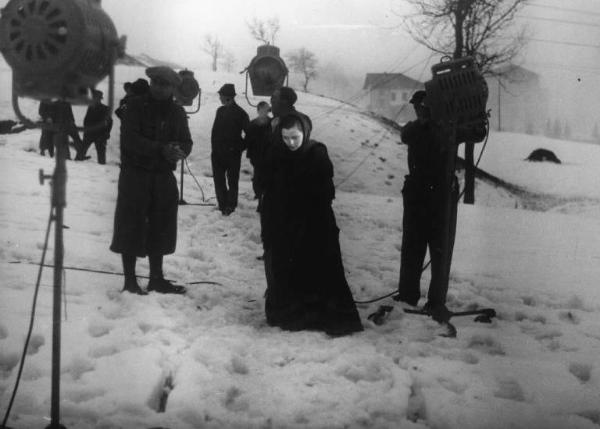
<box><xmin>210</xmin><ymin>83</ymin><xmax>249</xmax><ymax>215</ymax></box>
<box><xmin>110</xmin><ymin>66</ymin><xmax>193</xmax><ymax>295</ymax></box>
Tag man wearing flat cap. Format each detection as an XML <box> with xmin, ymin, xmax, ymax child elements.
<box><xmin>110</xmin><ymin>66</ymin><xmax>193</xmax><ymax>295</ymax></box>
<box><xmin>394</xmin><ymin>89</ymin><xmax>485</xmax><ymax>327</ymax></box>
<box><xmin>210</xmin><ymin>83</ymin><xmax>249</xmax><ymax>215</ymax></box>
<box><xmin>76</xmin><ymin>89</ymin><xmax>112</xmax><ymax>164</ymax></box>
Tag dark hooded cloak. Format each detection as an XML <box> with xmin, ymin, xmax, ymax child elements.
<box><xmin>261</xmin><ymin>112</ymin><xmax>363</xmax><ymax>336</ymax></box>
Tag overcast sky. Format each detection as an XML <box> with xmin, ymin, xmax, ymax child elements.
<box><xmin>96</xmin><ymin>0</ymin><xmax>600</xmax><ymax>78</ymax></box>
<box><xmin>0</xmin><ymin>0</ymin><xmax>597</xmax><ymax>79</ymax></box>
<box><xmin>1</xmin><ymin>0</ymin><xmax>599</xmax><ymax>130</ymax></box>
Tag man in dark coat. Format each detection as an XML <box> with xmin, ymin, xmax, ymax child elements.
<box><xmin>38</xmin><ymin>100</ymin><xmax>55</xmax><ymax>156</ymax></box>
<box><xmin>210</xmin><ymin>83</ymin><xmax>249</xmax><ymax>215</ymax></box>
<box><xmin>395</xmin><ymin>90</ymin><xmax>485</xmax><ymax>323</ymax></box>
<box><xmin>76</xmin><ymin>89</ymin><xmax>113</xmax><ymax>164</ymax></box>
<box><xmin>110</xmin><ymin>66</ymin><xmax>193</xmax><ymax>295</ymax></box>
<box><xmin>245</xmin><ymin>101</ymin><xmax>271</xmax><ymax>199</ymax></box>
<box><xmin>260</xmin><ymin>112</ymin><xmax>363</xmax><ymax>336</ymax></box>
<box><xmin>37</xmin><ymin>100</ymin><xmax>81</xmax><ymax>159</ymax></box>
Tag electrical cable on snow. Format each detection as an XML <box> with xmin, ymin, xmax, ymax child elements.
<box><xmin>2</xmin><ymin>206</ymin><xmax>53</xmax><ymax>427</ymax></box>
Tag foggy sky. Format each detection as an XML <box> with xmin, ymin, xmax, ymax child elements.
<box><xmin>1</xmin><ymin>0</ymin><xmax>599</xmax><ymax>134</ymax></box>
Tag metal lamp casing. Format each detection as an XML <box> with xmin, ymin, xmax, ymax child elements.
<box><xmin>0</xmin><ymin>0</ymin><xmax>123</xmax><ymax>103</ymax></box>
<box><xmin>247</xmin><ymin>44</ymin><xmax>288</xmax><ymax>97</ymax></box>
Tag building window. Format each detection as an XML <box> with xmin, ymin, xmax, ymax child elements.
<box><xmin>402</xmin><ymin>92</ymin><xmax>409</xmax><ymax>101</ymax></box>
<box><xmin>391</xmin><ymin>92</ymin><xmax>396</xmax><ymax>102</ymax></box>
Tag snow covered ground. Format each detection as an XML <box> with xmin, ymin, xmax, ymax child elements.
<box><xmin>1</xmin><ymin>65</ymin><xmax>600</xmax><ymax>428</ymax></box>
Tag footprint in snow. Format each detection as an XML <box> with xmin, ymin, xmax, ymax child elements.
<box><xmin>88</xmin><ymin>320</ymin><xmax>112</xmax><ymax>338</ymax></box>
<box><xmin>0</xmin><ymin>350</ymin><xmax>20</xmax><ymax>375</ymax></box>
<box><xmin>494</xmin><ymin>378</ymin><xmax>526</xmax><ymax>402</ymax></box>
<box><xmin>569</xmin><ymin>362</ymin><xmax>593</xmax><ymax>383</ymax></box>
<box><xmin>26</xmin><ymin>333</ymin><xmax>45</xmax><ymax>355</ymax></box>
<box><xmin>521</xmin><ymin>296</ymin><xmax>536</xmax><ymax>307</ymax></box>
<box><xmin>63</xmin><ymin>355</ymin><xmax>95</xmax><ymax>380</ymax></box>
<box><xmin>514</xmin><ymin>311</ymin><xmax>546</xmax><ymax>324</ymax></box>
<box><xmin>559</xmin><ymin>310</ymin><xmax>580</xmax><ymax>325</ymax></box>
<box><xmin>467</xmin><ymin>334</ymin><xmax>505</xmax><ymax>355</ymax></box>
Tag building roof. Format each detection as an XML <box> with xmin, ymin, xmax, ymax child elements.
<box><xmin>363</xmin><ymin>73</ymin><xmax>423</xmax><ymax>90</ymax></box>
<box><xmin>492</xmin><ymin>64</ymin><xmax>539</xmax><ymax>83</ymax></box>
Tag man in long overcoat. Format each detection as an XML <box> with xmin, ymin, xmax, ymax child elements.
<box><xmin>110</xmin><ymin>66</ymin><xmax>193</xmax><ymax>295</ymax></box>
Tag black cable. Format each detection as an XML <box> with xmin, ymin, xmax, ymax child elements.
<box><xmin>184</xmin><ymin>158</ymin><xmax>218</xmax><ymax>203</ymax></box>
<box><xmin>2</xmin><ymin>206</ymin><xmax>54</xmax><ymax>427</ymax></box>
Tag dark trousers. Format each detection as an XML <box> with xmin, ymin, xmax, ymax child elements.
<box><xmin>80</xmin><ymin>136</ymin><xmax>107</xmax><ymax>164</ymax></box>
<box><xmin>39</xmin><ymin>130</ymin><xmax>55</xmax><ymax>156</ymax></box>
<box><xmin>397</xmin><ymin>176</ymin><xmax>458</xmax><ymax>307</ymax></box>
<box><xmin>249</xmin><ymin>158</ymin><xmax>263</xmax><ymax>199</ymax></box>
<box><xmin>211</xmin><ymin>152</ymin><xmax>241</xmax><ymax>211</ymax></box>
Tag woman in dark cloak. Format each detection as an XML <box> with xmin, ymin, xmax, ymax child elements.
<box><xmin>260</xmin><ymin>112</ymin><xmax>363</xmax><ymax>336</ymax></box>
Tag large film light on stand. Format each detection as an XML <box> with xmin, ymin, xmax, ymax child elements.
<box><xmin>424</xmin><ymin>56</ymin><xmax>488</xmax><ymax>128</ymax></box>
<box><xmin>242</xmin><ymin>44</ymin><xmax>288</xmax><ymax>105</ymax></box>
<box><xmin>173</xmin><ymin>69</ymin><xmax>204</xmax><ymax>205</ymax></box>
<box><xmin>0</xmin><ymin>1</ymin><xmax>123</xmax><ymax>428</ymax></box>
<box><xmin>174</xmin><ymin>69</ymin><xmax>201</xmax><ymax>113</ymax></box>
<box><xmin>0</xmin><ymin>0</ymin><xmax>124</xmax><ymax>103</ymax></box>
<box><xmin>422</xmin><ymin>56</ymin><xmax>490</xmax><ymax>332</ymax></box>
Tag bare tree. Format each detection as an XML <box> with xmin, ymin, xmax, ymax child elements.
<box><xmin>402</xmin><ymin>0</ymin><xmax>528</xmax><ymax>204</ymax></box>
<box><xmin>221</xmin><ymin>50</ymin><xmax>236</xmax><ymax>73</ymax></box>
<box><xmin>203</xmin><ymin>34</ymin><xmax>223</xmax><ymax>72</ymax></box>
<box><xmin>286</xmin><ymin>48</ymin><xmax>318</xmax><ymax>92</ymax></box>
<box><xmin>247</xmin><ymin>16</ymin><xmax>281</xmax><ymax>45</ymax></box>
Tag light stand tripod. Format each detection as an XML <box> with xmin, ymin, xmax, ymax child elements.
<box><xmin>43</xmin><ymin>121</ymin><xmax>70</xmax><ymax>429</ymax></box>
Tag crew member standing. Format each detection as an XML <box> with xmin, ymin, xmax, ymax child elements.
<box><xmin>395</xmin><ymin>90</ymin><xmax>485</xmax><ymax>324</ymax></box>
<box><xmin>110</xmin><ymin>66</ymin><xmax>193</xmax><ymax>295</ymax></box>
<box><xmin>210</xmin><ymin>83</ymin><xmax>249</xmax><ymax>215</ymax></box>
<box><xmin>77</xmin><ymin>89</ymin><xmax>113</xmax><ymax>164</ymax></box>
<box><xmin>245</xmin><ymin>101</ymin><xmax>272</xmax><ymax>199</ymax></box>
<box><xmin>38</xmin><ymin>100</ymin><xmax>55</xmax><ymax>157</ymax></box>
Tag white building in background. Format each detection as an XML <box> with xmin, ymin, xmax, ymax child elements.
<box><xmin>362</xmin><ymin>73</ymin><xmax>423</xmax><ymax>124</ymax></box>
<box><xmin>486</xmin><ymin>64</ymin><xmax>548</xmax><ymax>134</ymax></box>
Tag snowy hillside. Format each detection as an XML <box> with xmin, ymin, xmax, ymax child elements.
<box><xmin>1</xmin><ymin>65</ymin><xmax>600</xmax><ymax>428</ymax></box>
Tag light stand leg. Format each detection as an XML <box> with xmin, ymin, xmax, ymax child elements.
<box><xmin>178</xmin><ymin>160</ymin><xmax>187</xmax><ymax>205</ymax></box>
<box><xmin>47</xmin><ymin>128</ymin><xmax>68</xmax><ymax>429</ymax></box>
<box><xmin>437</xmin><ymin>124</ymin><xmax>458</xmax><ymax>306</ymax></box>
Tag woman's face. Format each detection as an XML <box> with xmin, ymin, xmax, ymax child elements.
<box><xmin>282</xmin><ymin>125</ymin><xmax>303</xmax><ymax>151</ymax></box>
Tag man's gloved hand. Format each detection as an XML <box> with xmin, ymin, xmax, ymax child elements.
<box><xmin>162</xmin><ymin>142</ymin><xmax>186</xmax><ymax>162</ymax></box>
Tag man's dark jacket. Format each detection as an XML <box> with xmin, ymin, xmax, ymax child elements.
<box><xmin>84</xmin><ymin>103</ymin><xmax>113</xmax><ymax>140</ymax></box>
<box><xmin>210</xmin><ymin>102</ymin><xmax>249</xmax><ymax>157</ymax></box>
<box><xmin>120</xmin><ymin>94</ymin><xmax>193</xmax><ymax>171</ymax></box>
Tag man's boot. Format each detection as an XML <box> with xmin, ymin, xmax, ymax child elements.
<box><xmin>147</xmin><ymin>278</ymin><xmax>186</xmax><ymax>294</ymax></box>
<box><xmin>122</xmin><ymin>277</ymin><xmax>147</xmax><ymax>295</ymax></box>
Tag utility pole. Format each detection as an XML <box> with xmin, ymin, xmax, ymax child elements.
<box><xmin>497</xmin><ymin>78</ymin><xmax>502</xmax><ymax>132</ymax></box>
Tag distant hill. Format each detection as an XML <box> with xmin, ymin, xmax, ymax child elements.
<box><xmin>116</xmin><ymin>53</ymin><xmax>185</xmax><ymax>70</ymax></box>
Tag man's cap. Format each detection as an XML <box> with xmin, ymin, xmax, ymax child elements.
<box><xmin>131</xmin><ymin>78</ymin><xmax>150</xmax><ymax>95</ymax></box>
<box><xmin>218</xmin><ymin>83</ymin><xmax>236</xmax><ymax>97</ymax></box>
<box><xmin>145</xmin><ymin>66</ymin><xmax>182</xmax><ymax>87</ymax></box>
<box><xmin>91</xmin><ymin>89</ymin><xmax>103</xmax><ymax>99</ymax></box>
<box><xmin>409</xmin><ymin>90</ymin><xmax>427</xmax><ymax>105</ymax></box>
<box><xmin>278</xmin><ymin>86</ymin><xmax>297</xmax><ymax>105</ymax></box>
